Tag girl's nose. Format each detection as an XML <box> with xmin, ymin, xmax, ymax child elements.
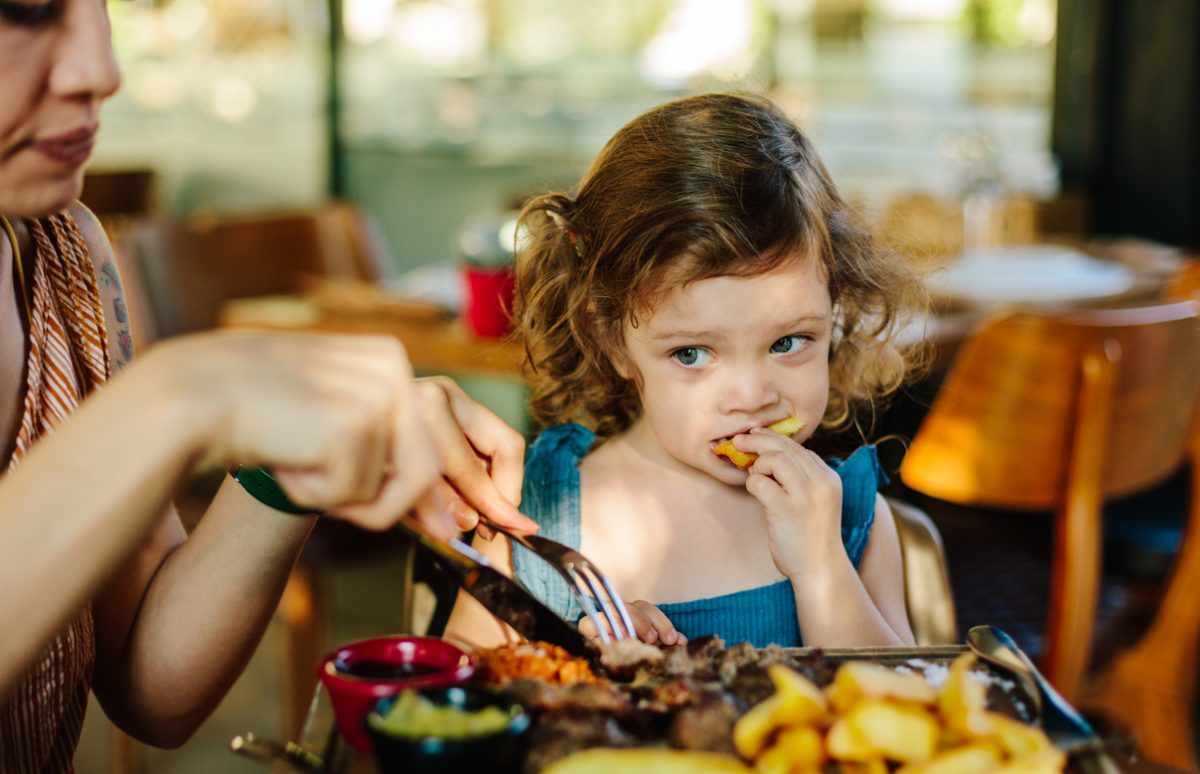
<box><xmin>49</xmin><ymin>0</ymin><xmax>122</xmax><ymax>102</ymax></box>
<box><xmin>718</xmin><ymin>365</ymin><xmax>780</xmax><ymax>416</ymax></box>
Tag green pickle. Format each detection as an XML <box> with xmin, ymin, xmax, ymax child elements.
<box><xmin>371</xmin><ymin>691</ymin><xmax>512</xmax><ymax>739</ymax></box>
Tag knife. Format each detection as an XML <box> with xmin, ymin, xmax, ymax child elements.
<box><xmin>233</xmin><ymin>465</ymin><xmax>593</xmax><ymax>658</ymax></box>
<box><xmin>392</xmin><ymin>518</ymin><xmax>594</xmax><ymax>657</ymax></box>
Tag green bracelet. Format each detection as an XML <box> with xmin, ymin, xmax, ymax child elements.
<box><xmin>230</xmin><ymin>465</ymin><xmax>317</xmax><ymax>515</ymax></box>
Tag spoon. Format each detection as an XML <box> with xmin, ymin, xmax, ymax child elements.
<box><xmin>966</xmin><ymin>626</ymin><xmax>1121</xmax><ymax>773</ymax></box>
<box><xmin>230</xmin><ymin>732</ymin><xmax>325</xmax><ymax>772</ymax></box>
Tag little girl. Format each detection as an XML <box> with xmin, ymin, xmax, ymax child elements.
<box><xmin>445</xmin><ymin>93</ymin><xmax>926</xmax><ymax>649</ymax></box>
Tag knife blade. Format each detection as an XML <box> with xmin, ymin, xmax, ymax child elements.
<box><xmin>232</xmin><ymin>467</ymin><xmax>593</xmax><ymax>657</ymax></box>
<box><xmin>393</xmin><ymin>519</ymin><xmax>594</xmax><ymax>657</ymax></box>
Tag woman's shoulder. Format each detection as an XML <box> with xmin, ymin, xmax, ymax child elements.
<box><xmin>66</xmin><ymin>202</ymin><xmax>111</xmax><ymax>273</ymax></box>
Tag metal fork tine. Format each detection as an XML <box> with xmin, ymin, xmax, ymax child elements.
<box><xmin>593</xmin><ymin>567</ymin><xmax>636</xmax><ymax>638</ymax></box>
<box><xmin>570</xmin><ymin>562</ymin><xmax>627</xmax><ymax>642</ymax></box>
<box><xmin>565</xmin><ymin>565</ymin><xmax>612</xmax><ymax>644</ymax></box>
<box><xmin>481</xmin><ymin>519</ymin><xmax>637</xmax><ymax>643</ymax></box>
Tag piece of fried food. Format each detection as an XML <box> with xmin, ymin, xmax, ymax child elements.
<box><xmin>474</xmin><ymin>641</ymin><xmax>604</xmax><ymax>685</ymax></box>
<box><xmin>544</xmin><ymin>748</ymin><xmax>754</xmax><ymax>773</ymax></box>
<box><xmin>714</xmin><ymin>417</ymin><xmax>806</xmax><ymax>470</ymax></box>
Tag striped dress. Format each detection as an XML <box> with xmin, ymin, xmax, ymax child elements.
<box><xmin>0</xmin><ymin>213</ymin><xmax>111</xmax><ymax>773</ymax></box>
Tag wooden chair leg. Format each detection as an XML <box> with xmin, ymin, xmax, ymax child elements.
<box><xmin>1080</xmin><ymin>443</ymin><xmax>1200</xmax><ymax>769</ymax></box>
<box><xmin>280</xmin><ymin>563</ymin><xmax>325</xmax><ymax>741</ymax></box>
<box><xmin>1041</xmin><ymin>340</ymin><xmax>1117</xmax><ymax>702</ymax></box>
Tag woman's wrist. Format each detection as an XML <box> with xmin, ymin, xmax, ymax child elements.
<box><xmin>132</xmin><ymin>337</ymin><xmax>231</xmax><ymax>470</ymax></box>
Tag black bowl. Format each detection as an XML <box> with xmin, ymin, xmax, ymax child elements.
<box><xmin>366</xmin><ymin>684</ymin><xmax>530</xmax><ymax>774</ymax></box>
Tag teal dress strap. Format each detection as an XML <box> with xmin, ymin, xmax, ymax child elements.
<box><xmin>511</xmin><ymin>423</ymin><xmax>597</xmax><ymax>622</ymax></box>
<box><xmin>828</xmin><ymin>444</ymin><xmax>889</xmax><ymax>568</ymax></box>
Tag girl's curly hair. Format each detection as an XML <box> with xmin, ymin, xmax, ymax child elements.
<box><xmin>514</xmin><ymin>92</ymin><xmax>928</xmax><ymax>440</ymax></box>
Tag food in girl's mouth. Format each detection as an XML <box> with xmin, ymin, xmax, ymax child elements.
<box><xmin>713</xmin><ymin>417</ymin><xmax>805</xmax><ymax>470</ymax></box>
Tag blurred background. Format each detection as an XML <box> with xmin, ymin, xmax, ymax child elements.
<box><xmin>74</xmin><ymin>0</ymin><xmax>1200</xmax><ymax>770</ymax></box>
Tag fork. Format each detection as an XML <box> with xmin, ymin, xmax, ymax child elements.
<box><xmin>482</xmin><ymin>519</ymin><xmax>637</xmax><ymax>646</ymax></box>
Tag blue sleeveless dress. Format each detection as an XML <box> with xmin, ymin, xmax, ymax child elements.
<box><xmin>511</xmin><ymin>423</ymin><xmax>887</xmax><ymax>648</ymax></box>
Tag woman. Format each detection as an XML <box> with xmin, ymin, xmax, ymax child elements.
<box><xmin>0</xmin><ymin>0</ymin><xmax>532</xmax><ymax>768</ymax></box>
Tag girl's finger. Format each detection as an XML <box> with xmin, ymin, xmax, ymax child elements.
<box><xmin>748</xmin><ymin>449</ymin><xmax>810</xmax><ymax>494</ymax></box>
<box><xmin>630</xmin><ymin>601</ymin><xmax>683</xmax><ymax>645</ymax></box>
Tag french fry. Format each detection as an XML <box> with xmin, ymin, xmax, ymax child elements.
<box><xmin>844</xmin><ymin>699</ymin><xmax>939</xmax><ymax>762</ymax></box>
<box><xmin>984</xmin><ymin>712</ymin><xmax>1057</xmax><ymax>757</ymax></box>
<box><xmin>990</xmin><ymin>749</ymin><xmax>1068</xmax><ymax>774</ymax></box>
<box><xmin>756</xmin><ymin>729</ymin><xmax>826</xmax><ymax>774</ymax></box>
<box><xmin>544</xmin><ymin>748</ymin><xmax>755</xmax><ymax>773</ymax></box>
<box><xmin>827</xmin><ymin>719</ymin><xmax>874</xmax><ymax>762</ymax></box>
<box><xmin>714</xmin><ymin>417</ymin><xmax>805</xmax><ymax>469</ymax></box>
<box><xmin>838</xmin><ymin>759</ymin><xmax>889</xmax><ymax>774</ymax></box>
<box><xmin>827</xmin><ymin>662</ymin><xmax>938</xmax><ymax>713</ymax></box>
<box><xmin>737</xmin><ymin>658</ymin><xmax>1065</xmax><ymax>774</ymax></box>
<box><xmin>938</xmin><ymin>655</ymin><xmax>994</xmax><ymax>738</ymax></box>
<box><xmin>733</xmin><ymin>666</ymin><xmax>827</xmax><ymax>758</ymax></box>
<box><xmin>894</xmin><ymin>742</ymin><xmax>1003</xmax><ymax>774</ymax></box>
<box><xmin>772</xmin><ymin>726</ymin><xmax>826</xmax><ymax>769</ymax></box>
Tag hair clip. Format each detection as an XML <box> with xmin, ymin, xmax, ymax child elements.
<box><xmin>565</xmin><ymin>229</ymin><xmax>585</xmax><ymax>258</ymax></box>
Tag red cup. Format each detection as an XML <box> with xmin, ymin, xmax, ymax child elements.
<box><xmin>316</xmin><ymin>636</ymin><xmax>476</xmax><ymax>752</ymax></box>
<box><xmin>462</xmin><ymin>265</ymin><xmax>515</xmax><ymax>338</ymax></box>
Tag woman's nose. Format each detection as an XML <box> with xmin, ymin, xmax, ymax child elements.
<box><xmin>718</xmin><ymin>365</ymin><xmax>780</xmax><ymax>415</ymax></box>
<box><xmin>49</xmin><ymin>0</ymin><xmax>122</xmax><ymax>102</ymax></box>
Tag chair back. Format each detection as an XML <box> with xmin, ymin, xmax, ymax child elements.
<box><xmin>129</xmin><ymin>203</ymin><xmax>392</xmax><ymax>339</ymax></box>
<box><xmin>902</xmin><ymin>302</ymin><xmax>1200</xmax><ymax>508</ymax></box>
<box><xmin>887</xmin><ymin>497</ymin><xmax>958</xmax><ymax>646</ymax></box>
<box><xmin>900</xmin><ymin>300</ymin><xmax>1200</xmax><ymax>702</ymax></box>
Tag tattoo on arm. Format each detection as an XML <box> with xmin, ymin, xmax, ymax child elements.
<box><xmin>99</xmin><ymin>259</ymin><xmax>134</xmax><ymax>369</ymax></box>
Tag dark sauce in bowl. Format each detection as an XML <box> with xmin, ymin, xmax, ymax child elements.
<box><xmin>335</xmin><ymin>658</ymin><xmax>443</xmax><ymax>681</ymax></box>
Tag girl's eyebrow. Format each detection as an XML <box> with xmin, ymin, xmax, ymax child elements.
<box><xmin>651</xmin><ymin>314</ymin><xmax>830</xmax><ymax>342</ymax></box>
<box><xmin>651</xmin><ymin>328</ymin><xmax>724</xmax><ymax>342</ymax></box>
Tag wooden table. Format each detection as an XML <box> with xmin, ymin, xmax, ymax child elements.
<box><xmin>218</xmin><ymin>294</ymin><xmax>525</xmax><ymax>379</ymax></box>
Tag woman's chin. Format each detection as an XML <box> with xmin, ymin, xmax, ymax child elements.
<box><xmin>1</xmin><ymin>169</ymin><xmax>85</xmax><ymax>218</ymax></box>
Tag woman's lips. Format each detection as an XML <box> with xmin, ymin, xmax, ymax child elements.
<box><xmin>30</xmin><ymin>127</ymin><xmax>96</xmax><ymax>167</ymax></box>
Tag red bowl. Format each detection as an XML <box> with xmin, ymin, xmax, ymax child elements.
<box><xmin>317</xmin><ymin>636</ymin><xmax>476</xmax><ymax>751</ymax></box>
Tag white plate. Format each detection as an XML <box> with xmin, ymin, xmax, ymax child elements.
<box><xmin>928</xmin><ymin>245</ymin><xmax>1137</xmax><ymax>305</ymax></box>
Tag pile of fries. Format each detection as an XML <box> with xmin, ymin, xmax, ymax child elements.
<box><xmin>733</xmin><ymin>655</ymin><xmax>1066</xmax><ymax>774</ymax></box>
<box><xmin>474</xmin><ymin>640</ymin><xmax>605</xmax><ymax>685</ymax></box>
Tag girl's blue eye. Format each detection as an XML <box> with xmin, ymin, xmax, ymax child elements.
<box><xmin>770</xmin><ymin>335</ymin><xmax>806</xmax><ymax>354</ymax></box>
<box><xmin>672</xmin><ymin>347</ymin><xmax>710</xmax><ymax>367</ymax></box>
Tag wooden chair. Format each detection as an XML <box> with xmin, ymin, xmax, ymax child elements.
<box><xmin>899</xmin><ymin>301</ymin><xmax>1200</xmax><ymax>709</ymax></box>
<box><xmin>887</xmin><ymin>497</ymin><xmax>958</xmax><ymax>645</ymax></box>
<box><xmin>129</xmin><ymin>202</ymin><xmax>392</xmax><ymax>338</ymax></box>
<box><xmin>81</xmin><ymin>168</ymin><xmax>156</xmax><ymax>219</ymax></box>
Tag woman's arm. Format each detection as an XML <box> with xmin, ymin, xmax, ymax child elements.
<box><xmin>0</xmin><ymin>210</ymin><xmax>439</xmax><ymax>722</ymax></box>
<box><xmin>77</xmin><ymin>210</ymin><xmax>533</xmax><ymax>745</ymax></box>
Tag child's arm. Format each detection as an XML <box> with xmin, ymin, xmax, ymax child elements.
<box><xmin>736</xmin><ymin>430</ymin><xmax>915</xmax><ymax>647</ymax></box>
<box><xmin>441</xmin><ymin>533</ymin><xmax>521</xmax><ymax>650</ymax></box>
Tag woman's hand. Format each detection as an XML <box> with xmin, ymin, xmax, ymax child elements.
<box><xmin>579</xmin><ymin>600</ymin><xmax>686</xmax><ymax>647</ymax></box>
<box><xmin>154</xmin><ymin>330</ymin><xmax>445</xmax><ymax>533</ymax></box>
<box><xmin>412</xmin><ymin>376</ymin><xmax>536</xmax><ymax>538</ymax></box>
<box><xmin>732</xmin><ymin>428</ymin><xmax>844</xmax><ymax>581</ymax></box>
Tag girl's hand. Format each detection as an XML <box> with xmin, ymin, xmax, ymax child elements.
<box><xmin>412</xmin><ymin>376</ymin><xmax>536</xmax><ymax>539</ymax></box>
<box><xmin>734</xmin><ymin>428</ymin><xmax>844</xmax><ymax>581</ymax></box>
<box><xmin>579</xmin><ymin>600</ymin><xmax>686</xmax><ymax>647</ymax></box>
